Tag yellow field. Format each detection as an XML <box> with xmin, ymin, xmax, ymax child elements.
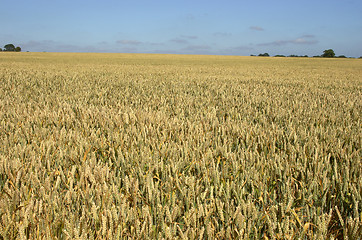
<box><xmin>0</xmin><ymin>52</ymin><xmax>361</xmax><ymax>239</ymax></box>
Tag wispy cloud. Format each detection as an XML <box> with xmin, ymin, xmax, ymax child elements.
<box><xmin>21</xmin><ymin>40</ymin><xmax>56</xmax><ymax>49</ymax></box>
<box><xmin>97</xmin><ymin>41</ymin><xmax>108</xmax><ymax>45</ymax></box>
<box><xmin>185</xmin><ymin>14</ymin><xmax>195</xmax><ymax>21</ymax></box>
<box><xmin>181</xmin><ymin>45</ymin><xmax>211</xmax><ymax>51</ymax></box>
<box><xmin>116</xmin><ymin>40</ymin><xmax>142</xmax><ymax>45</ymax></box>
<box><xmin>301</xmin><ymin>34</ymin><xmax>315</xmax><ymax>38</ymax></box>
<box><xmin>149</xmin><ymin>42</ymin><xmax>165</xmax><ymax>46</ymax></box>
<box><xmin>177</xmin><ymin>44</ymin><xmax>212</xmax><ymax>54</ymax></box>
<box><xmin>180</xmin><ymin>35</ymin><xmax>198</xmax><ymax>39</ymax></box>
<box><xmin>119</xmin><ymin>47</ymin><xmax>139</xmax><ymax>53</ymax></box>
<box><xmin>169</xmin><ymin>35</ymin><xmax>197</xmax><ymax>45</ymax></box>
<box><xmin>170</xmin><ymin>38</ymin><xmax>189</xmax><ymax>44</ymax></box>
<box><xmin>218</xmin><ymin>45</ymin><xmax>254</xmax><ymax>55</ymax></box>
<box><xmin>213</xmin><ymin>32</ymin><xmax>232</xmax><ymax>37</ymax></box>
<box><xmin>20</xmin><ymin>40</ymin><xmax>111</xmax><ymax>52</ymax></box>
<box><xmin>258</xmin><ymin>35</ymin><xmax>318</xmax><ymax>46</ymax></box>
<box><xmin>250</xmin><ymin>26</ymin><xmax>264</xmax><ymax>31</ymax></box>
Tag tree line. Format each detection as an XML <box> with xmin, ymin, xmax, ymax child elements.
<box><xmin>253</xmin><ymin>49</ymin><xmax>362</xmax><ymax>59</ymax></box>
<box><xmin>0</xmin><ymin>44</ymin><xmax>22</xmax><ymax>52</ymax></box>
<box><xmin>1</xmin><ymin>44</ymin><xmax>361</xmax><ymax>58</ymax></box>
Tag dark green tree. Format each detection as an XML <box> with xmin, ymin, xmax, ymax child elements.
<box><xmin>4</xmin><ymin>44</ymin><xmax>16</xmax><ymax>51</ymax></box>
<box><xmin>15</xmin><ymin>46</ymin><xmax>21</xmax><ymax>52</ymax></box>
<box><xmin>0</xmin><ymin>48</ymin><xmax>2</xmax><ymax>51</ymax></box>
<box><xmin>258</xmin><ymin>53</ymin><xmax>269</xmax><ymax>57</ymax></box>
<box><xmin>321</xmin><ymin>49</ymin><xmax>335</xmax><ymax>58</ymax></box>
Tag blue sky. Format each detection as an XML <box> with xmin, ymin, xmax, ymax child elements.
<box><xmin>1</xmin><ymin>0</ymin><xmax>362</xmax><ymax>56</ymax></box>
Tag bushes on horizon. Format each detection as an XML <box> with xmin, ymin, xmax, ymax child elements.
<box><xmin>2</xmin><ymin>44</ymin><xmax>22</xmax><ymax>52</ymax></box>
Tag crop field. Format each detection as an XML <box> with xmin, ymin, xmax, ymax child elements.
<box><xmin>0</xmin><ymin>52</ymin><xmax>361</xmax><ymax>239</ymax></box>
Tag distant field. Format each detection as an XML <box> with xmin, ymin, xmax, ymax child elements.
<box><xmin>0</xmin><ymin>52</ymin><xmax>361</xmax><ymax>239</ymax></box>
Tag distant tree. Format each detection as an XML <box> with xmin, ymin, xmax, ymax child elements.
<box><xmin>302</xmin><ymin>55</ymin><xmax>308</xmax><ymax>57</ymax></box>
<box><xmin>250</xmin><ymin>54</ymin><xmax>256</xmax><ymax>56</ymax></box>
<box><xmin>0</xmin><ymin>48</ymin><xmax>2</xmax><ymax>51</ymax></box>
<box><xmin>313</xmin><ymin>55</ymin><xmax>321</xmax><ymax>58</ymax></box>
<box><xmin>359</xmin><ymin>56</ymin><xmax>362</xmax><ymax>59</ymax></box>
<box><xmin>4</xmin><ymin>44</ymin><xmax>16</xmax><ymax>51</ymax></box>
<box><xmin>258</xmin><ymin>53</ymin><xmax>269</xmax><ymax>57</ymax></box>
<box><xmin>274</xmin><ymin>55</ymin><xmax>285</xmax><ymax>57</ymax></box>
<box><xmin>15</xmin><ymin>46</ymin><xmax>21</xmax><ymax>52</ymax></box>
<box><xmin>288</xmin><ymin>54</ymin><xmax>298</xmax><ymax>57</ymax></box>
<box><xmin>321</xmin><ymin>49</ymin><xmax>335</xmax><ymax>58</ymax></box>
<box><xmin>337</xmin><ymin>55</ymin><xmax>346</xmax><ymax>58</ymax></box>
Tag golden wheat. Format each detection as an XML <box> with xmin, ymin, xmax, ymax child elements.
<box><xmin>0</xmin><ymin>52</ymin><xmax>361</xmax><ymax>239</ymax></box>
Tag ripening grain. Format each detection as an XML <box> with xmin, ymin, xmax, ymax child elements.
<box><xmin>0</xmin><ymin>52</ymin><xmax>361</xmax><ymax>239</ymax></box>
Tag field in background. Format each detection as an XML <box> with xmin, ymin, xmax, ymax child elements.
<box><xmin>0</xmin><ymin>53</ymin><xmax>361</xmax><ymax>239</ymax></box>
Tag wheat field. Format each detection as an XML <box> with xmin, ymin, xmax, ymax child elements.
<box><xmin>0</xmin><ymin>52</ymin><xmax>361</xmax><ymax>239</ymax></box>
